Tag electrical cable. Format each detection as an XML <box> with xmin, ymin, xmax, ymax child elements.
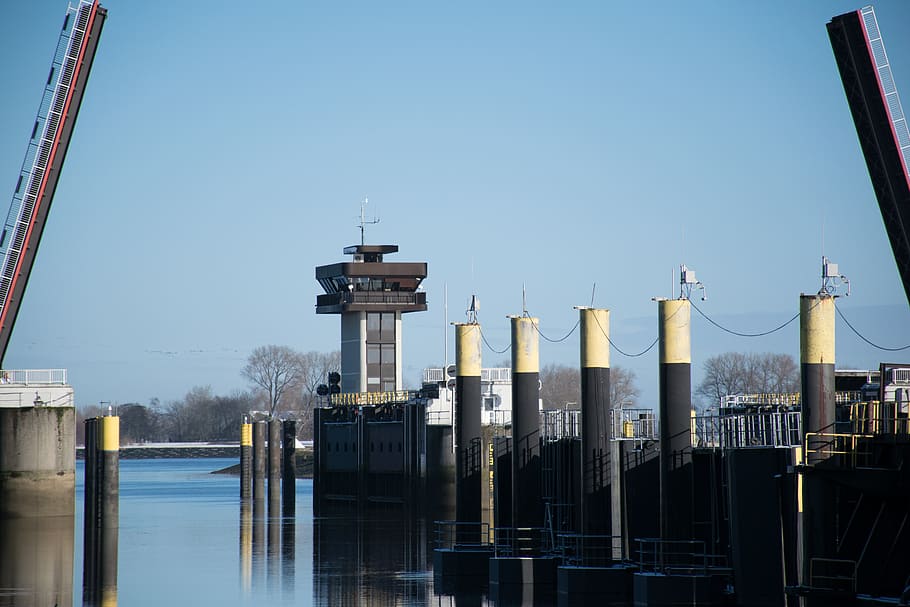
<box><xmin>522</xmin><ymin>312</ymin><xmax>580</xmax><ymax>343</ymax></box>
<box><xmin>589</xmin><ymin>308</ymin><xmax>659</xmax><ymax>358</ymax></box>
<box><xmin>479</xmin><ymin>327</ymin><xmax>510</xmax><ymax>354</ymax></box>
<box><xmin>689</xmin><ymin>299</ymin><xmax>801</xmax><ymax>338</ymax></box>
<box><xmin>835</xmin><ymin>302</ymin><xmax>910</xmax><ymax>352</ymax></box>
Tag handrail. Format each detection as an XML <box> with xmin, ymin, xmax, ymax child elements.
<box><xmin>433</xmin><ymin>520</ymin><xmax>492</xmax><ymax>550</ymax></box>
<box><xmin>636</xmin><ymin>538</ymin><xmax>729</xmax><ymax>575</ymax></box>
<box><xmin>804</xmin><ymin>431</ymin><xmax>875</xmax><ymax>467</ymax></box>
<box><xmin>693</xmin><ymin>410</ymin><xmax>801</xmax><ymax>449</ymax></box>
<box><xmin>553</xmin><ymin>533</ymin><xmax>618</xmax><ymax>567</ymax></box>
<box><xmin>0</xmin><ymin>368</ymin><xmax>68</xmax><ymax>385</ymax></box>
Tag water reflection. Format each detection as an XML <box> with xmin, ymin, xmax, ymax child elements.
<box><xmin>0</xmin><ymin>515</ymin><xmax>74</xmax><ymax>607</ymax></box>
<box><xmin>240</xmin><ymin>497</ymin><xmax>298</xmax><ymax>602</ymax></box>
<box><xmin>313</xmin><ymin>510</ymin><xmax>492</xmax><ymax>606</ymax></box>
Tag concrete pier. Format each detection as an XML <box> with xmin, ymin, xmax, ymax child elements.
<box><xmin>0</xmin><ymin>403</ymin><xmax>75</xmax><ymax>518</ymax></box>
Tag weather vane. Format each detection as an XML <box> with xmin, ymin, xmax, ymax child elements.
<box><xmin>358</xmin><ymin>197</ymin><xmax>380</xmax><ymax>246</ymax></box>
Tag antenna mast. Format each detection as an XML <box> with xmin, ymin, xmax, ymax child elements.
<box><xmin>358</xmin><ymin>197</ymin><xmax>380</xmax><ymax>246</ymax></box>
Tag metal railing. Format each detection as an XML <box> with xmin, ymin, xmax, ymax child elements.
<box><xmin>422</xmin><ymin>367</ymin><xmax>512</xmax><ymax>384</ymax></box>
<box><xmin>434</xmin><ymin>521</ymin><xmax>492</xmax><ymax>550</ymax></box>
<box><xmin>809</xmin><ymin>557</ymin><xmax>857</xmax><ymax>593</ymax></box>
<box><xmin>482</xmin><ymin>368</ymin><xmax>511</xmax><ymax>382</ymax></box>
<box><xmin>860</xmin><ymin>6</ymin><xmax>910</xmax><ymax>178</ymax></box>
<box><xmin>722</xmin><ymin>393</ymin><xmax>800</xmax><ymax>408</ymax></box>
<box><xmin>329</xmin><ymin>390</ymin><xmax>415</xmax><ymax>406</ymax></box>
<box><xmin>540</xmin><ymin>409</ymin><xmax>580</xmax><ymax>441</ymax></box>
<box><xmin>636</xmin><ymin>538</ymin><xmax>729</xmax><ymax>576</ymax></box>
<box><xmin>0</xmin><ymin>369</ymin><xmax>68</xmax><ymax>385</ymax></box>
<box><xmin>610</xmin><ymin>408</ymin><xmax>658</xmax><ymax>442</ymax></box>
<box><xmin>316</xmin><ymin>291</ymin><xmax>426</xmax><ymax>308</ymax></box>
<box><xmin>493</xmin><ymin>527</ymin><xmax>551</xmax><ymax>558</ymax></box>
<box><xmin>0</xmin><ymin>388</ymin><xmax>73</xmax><ymax>408</ymax></box>
<box><xmin>423</xmin><ymin>368</ymin><xmax>445</xmax><ymax>383</ymax></box>
<box><xmin>847</xmin><ymin>401</ymin><xmax>910</xmax><ymax>435</ymax></box>
<box><xmin>693</xmin><ymin>410</ymin><xmax>801</xmax><ymax>449</ymax></box>
<box><xmin>553</xmin><ymin>533</ymin><xmax>617</xmax><ymax>567</ymax></box>
<box><xmin>804</xmin><ymin>432</ymin><xmax>875</xmax><ymax>467</ymax></box>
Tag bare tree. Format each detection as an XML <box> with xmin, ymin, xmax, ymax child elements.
<box><xmin>539</xmin><ymin>363</ymin><xmax>640</xmax><ymax>409</ymax></box>
<box><xmin>540</xmin><ymin>364</ymin><xmax>580</xmax><ymax>409</ymax></box>
<box><xmin>696</xmin><ymin>352</ymin><xmax>800</xmax><ymax>408</ymax></box>
<box><xmin>242</xmin><ymin>345</ymin><xmax>304</xmax><ymax>417</ymax></box>
<box><xmin>296</xmin><ymin>350</ymin><xmax>342</xmax><ymax>409</ymax></box>
<box><xmin>611</xmin><ymin>366</ymin><xmax>641</xmax><ymax>407</ymax></box>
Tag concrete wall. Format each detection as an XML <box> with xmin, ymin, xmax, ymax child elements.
<box><xmin>0</xmin><ymin>406</ymin><xmax>75</xmax><ymax>518</ymax></box>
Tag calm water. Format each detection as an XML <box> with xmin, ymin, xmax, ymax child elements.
<box><xmin>5</xmin><ymin>458</ymin><xmax>484</xmax><ymax>606</ymax></box>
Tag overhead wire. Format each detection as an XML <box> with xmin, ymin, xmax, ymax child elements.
<box><xmin>589</xmin><ymin>305</ymin><xmax>659</xmax><ymax>358</ymax></box>
<box><xmin>834</xmin><ymin>301</ymin><xmax>910</xmax><ymax>352</ymax></box>
<box><xmin>522</xmin><ymin>311</ymin><xmax>580</xmax><ymax>343</ymax></box>
<box><xmin>689</xmin><ymin>299</ymin><xmax>801</xmax><ymax>338</ymax></box>
<box><xmin>479</xmin><ymin>326</ymin><xmax>510</xmax><ymax>355</ymax></box>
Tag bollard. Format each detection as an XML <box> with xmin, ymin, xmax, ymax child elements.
<box><xmin>282</xmin><ymin>420</ymin><xmax>297</xmax><ymax>517</ymax></box>
<box><xmin>100</xmin><ymin>414</ymin><xmax>119</xmax><ymax>605</ymax></box>
<box><xmin>268</xmin><ymin>419</ymin><xmax>282</xmax><ymax>515</ymax></box>
<box><xmin>240</xmin><ymin>415</ymin><xmax>252</xmax><ymax>500</ymax></box>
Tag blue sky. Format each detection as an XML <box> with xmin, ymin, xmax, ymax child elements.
<box><xmin>1</xmin><ymin>1</ymin><xmax>910</xmax><ymax>409</ymax></box>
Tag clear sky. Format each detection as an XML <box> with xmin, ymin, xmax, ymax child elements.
<box><xmin>1</xmin><ymin>1</ymin><xmax>910</xmax><ymax>410</ymax></box>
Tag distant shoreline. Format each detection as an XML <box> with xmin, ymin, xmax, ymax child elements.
<box><xmin>74</xmin><ymin>443</ymin><xmax>315</xmax><ymax>478</ymax></box>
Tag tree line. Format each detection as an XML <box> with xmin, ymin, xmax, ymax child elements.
<box><xmin>76</xmin><ymin>347</ymin><xmax>340</xmax><ymax>445</ymax></box>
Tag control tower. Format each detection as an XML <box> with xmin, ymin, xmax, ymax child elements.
<box><xmin>316</xmin><ymin>244</ymin><xmax>427</xmax><ymax>393</ymax></box>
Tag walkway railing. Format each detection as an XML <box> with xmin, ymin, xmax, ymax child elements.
<box><xmin>553</xmin><ymin>533</ymin><xmax>617</xmax><ymax>567</ymax></box>
<box><xmin>610</xmin><ymin>408</ymin><xmax>658</xmax><ymax>442</ymax></box>
<box><xmin>0</xmin><ymin>368</ymin><xmax>67</xmax><ymax>385</ymax></box>
<box><xmin>693</xmin><ymin>410</ymin><xmax>801</xmax><ymax>449</ymax></box>
<box><xmin>541</xmin><ymin>409</ymin><xmax>580</xmax><ymax>441</ymax></box>
<box><xmin>804</xmin><ymin>431</ymin><xmax>875</xmax><ymax>467</ymax></box>
<box><xmin>636</xmin><ymin>538</ymin><xmax>730</xmax><ymax>576</ymax></box>
<box><xmin>492</xmin><ymin>527</ymin><xmax>552</xmax><ymax>557</ymax></box>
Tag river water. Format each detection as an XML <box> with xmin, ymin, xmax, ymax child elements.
<box><xmin>3</xmin><ymin>458</ymin><xmax>489</xmax><ymax>606</ymax></box>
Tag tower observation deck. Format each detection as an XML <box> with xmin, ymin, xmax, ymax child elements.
<box><xmin>316</xmin><ymin>244</ymin><xmax>427</xmax><ymax>393</ymax></box>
